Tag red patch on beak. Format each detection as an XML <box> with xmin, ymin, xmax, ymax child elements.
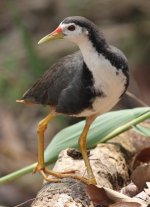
<box><xmin>54</xmin><ymin>27</ymin><xmax>62</xmax><ymax>34</ymax></box>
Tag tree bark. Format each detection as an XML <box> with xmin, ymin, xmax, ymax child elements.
<box><xmin>31</xmin><ymin>122</ymin><xmax>150</xmax><ymax>207</ymax></box>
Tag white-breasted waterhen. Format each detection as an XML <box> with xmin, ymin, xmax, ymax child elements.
<box><xmin>17</xmin><ymin>16</ymin><xmax>129</xmax><ymax>185</ymax></box>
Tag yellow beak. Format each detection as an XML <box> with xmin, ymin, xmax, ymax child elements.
<box><xmin>38</xmin><ymin>26</ymin><xmax>64</xmax><ymax>45</ymax></box>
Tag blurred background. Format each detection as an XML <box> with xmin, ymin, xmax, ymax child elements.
<box><xmin>0</xmin><ymin>0</ymin><xmax>150</xmax><ymax>206</ymax></box>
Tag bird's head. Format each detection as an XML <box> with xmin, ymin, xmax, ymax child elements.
<box><xmin>38</xmin><ymin>16</ymin><xmax>102</xmax><ymax>45</ymax></box>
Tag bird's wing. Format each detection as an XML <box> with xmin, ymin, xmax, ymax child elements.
<box><xmin>21</xmin><ymin>51</ymin><xmax>83</xmax><ymax>105</ymax></box>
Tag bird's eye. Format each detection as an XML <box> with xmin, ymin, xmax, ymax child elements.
<box><xmin>67</xmin><ymin>25</ymin><xmax>75</xmax><ymax>31</ymax></box>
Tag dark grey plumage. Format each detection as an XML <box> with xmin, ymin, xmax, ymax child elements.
<box><xmin>22</xmin><ymin>52</ymin><xmax>83</xmax><ymax>105</ymax></box>
<box><xmin>22</xmin><ymin>52</ymin><xmax>100</xmax><ymax>114</ymax></box>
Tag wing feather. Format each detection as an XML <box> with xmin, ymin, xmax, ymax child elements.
<box><xmin>21</xmin><ymin>51</ymin><xmax>83</xmax><ymax>105</ymax></box>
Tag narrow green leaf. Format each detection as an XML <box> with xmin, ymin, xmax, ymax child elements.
<box><xmin>132</xmin><ymin>125</ymin><xmax>150</xmax><ymax>137</ymax></box>
<box><xmin>98</xmin><ymin>110</ymin><xmax>150</xmax><ymax>143</ymax></box>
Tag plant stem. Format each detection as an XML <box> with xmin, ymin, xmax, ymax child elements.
<box><xmin>0</xmin><ymin>163</ymin><xmax>36</xmax><ymax>184</ymax></box>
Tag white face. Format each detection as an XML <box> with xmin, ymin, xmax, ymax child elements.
<box><xmin>59</xmin><ymin>22</ymin><xmax>89</xmax><ymax>43</ymax></box>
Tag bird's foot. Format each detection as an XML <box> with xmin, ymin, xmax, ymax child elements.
<box><xmin>43</xmin><ymin>168</ymin><xmax>96</xmax><ymax>185</ymax></box>
<box><xmin>33</xmin><ymin>164</ymin><xmax>62</xmax><ymax>182</ymax></box>
<box><xmin>33</xmin><ymin>164</ymin><xmax>96</xmax><ymax>185</ymax></box>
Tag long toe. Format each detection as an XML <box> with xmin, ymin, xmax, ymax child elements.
<box><xmin>44</xmin><ymin>168</ymin><xmax>93</xmax><ymax>185</ymax></box>
<box><xmin>40</xmin><ymin>170</ymin><xmax>61</xmax><ymax>183</ymax></box>
<box><xmin>34</xmin><ymin>166</ymin><xmax>96</xmax><ymax>185</ymax></box>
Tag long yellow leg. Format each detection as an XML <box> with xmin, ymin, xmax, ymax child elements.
<box><xmin>33</xmin><ymin>113</ymin><xmax>55</xmax><ymax>173</ymax></box>
<box><xmin>78</xmin><ymin>115</ymin><xmax>97</xmax><ymax>185</ymax></box>
<box><xmin>33</xmin><ymin>112</ymin><xmax>97</xmax><ymax>185</ymax></box>
<box><xmin>33</xmin><ymin>113</ymin><xmax>89</xmax><ymax>184</ymax></box>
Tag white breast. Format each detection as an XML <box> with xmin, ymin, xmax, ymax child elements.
<box><xmin>77</xmin><ymin>39</ymin><xmax>127</xmax><ymax>117</ymax></box>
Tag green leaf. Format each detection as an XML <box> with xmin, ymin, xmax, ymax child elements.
<box><xmin>132</xmin><ymin>125</ymin><xmax>150</xmax><ymax>136</ymax></box>
<box><xmin>0</xmin><ymin>107</ymin><xmax>150</xmax><ymax>184</ymax></box>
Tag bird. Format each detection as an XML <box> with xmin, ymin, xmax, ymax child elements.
<box><xmin>17</xmin><ymin>16</ymin><xmax>129</xmax><ymax>185</ymax></box>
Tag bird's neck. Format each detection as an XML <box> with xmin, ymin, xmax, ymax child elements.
<box><xmin>78</xmin><ymin>30</ymin><xmax>107</xmax><ymax>56</ymax></box>
<box><xmin>78</xmin><ymin>37</ymin><xmax>108</xmax><ymax>71</ymax></box>
<box><xmin>78</xmin><ymin>38</ymin><xmax>98</xmax><ymax>58</ymax></box>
